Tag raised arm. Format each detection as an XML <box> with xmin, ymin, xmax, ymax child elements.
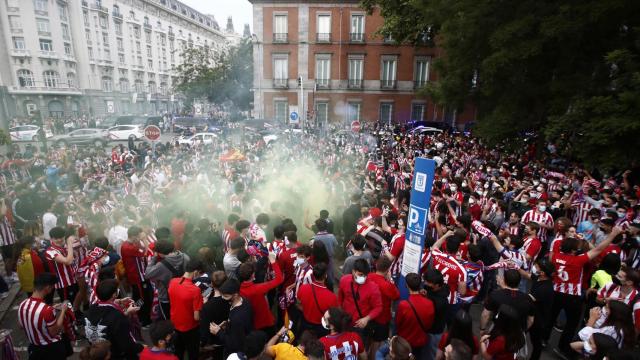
<box><xmin>587</xmin><ymin>226</ymin><xmax>623</xmax><ymax>260</ymax></box>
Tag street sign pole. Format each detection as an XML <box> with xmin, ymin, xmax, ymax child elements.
<box><xmin>398</xmin><ymin>157</ymin><xmax>436</xmax><ymax>299</ymax></box>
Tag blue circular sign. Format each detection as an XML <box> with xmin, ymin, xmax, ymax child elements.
<box><xmin>290</xmin><ymin>112</ymin><xmax>299</xmax><ymax>121</ymax></box>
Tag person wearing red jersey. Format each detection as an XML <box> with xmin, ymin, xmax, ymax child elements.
<box><xmin>549</xmin><ymin>217</ymin><xmax>573</xmax><ymax>259</ymax></box>
<box><xmin>396</xmin><ymin>273</ymin><xmax>435</xmax><ymax>359</ymax></box>
<box><xmin>338</xmin><ymin>258</ymin><xmax>382</xmax><ymax>345</ymax></box>
<box><xmin>367</xmin><ymin>256</ymin><xmax>400</xmax><ymax>359</ymax></box>
<box><xmin>120</xmin><ymin>226</ymin><xmax>153</xmax><ymax>326</ymax></box>
<box><xmin>549</xmin><ymin>226</ymin><xmax>623</xmax><ymax>358</ymax></box>
<box><xmin>222</xmin><ymin>214</ymin><xmax>240</xmax><ymax>252</ymax></box>
<box><xmin>521</xmin><ymin>199</ymin><xmax>554</xmax><ymax>243</ymax></box>
<box><xmin>238</xmin><ymin>251</ymin><xmax>283</xmax><ymax>334</ymax></box>
<box><xmin>595</xmin><ymin>267</ymin><xmax>640</xmax><ymax>331</ymax></box>
<box><xmin>521</xmin><ymin>222</ymin><xmax>542</xmax><ymax>265</ymax></box>
<box><xmin>384</xmin><ymin>215</ymin><xmax>407</xmax><ymax>280</ymax></box>
<box><xmin>167</xmin><ymin>259</ymin><xmax>204</xmax><ymax>360</ymax></box>
<box><xmin>44</xmin><ymin>227</ymin><xmax>77</xmax><ymax>305</ymax></box>
<box><xmin>18</xmin><ymin>273</ymin><xmax>72</xmax><ymax>360</ymax></box>
<box><xmin>430</xmin><ymin>230</ymin><xmax>467</xmax><ymax>318</ymax></box>
<box><xmin>297</xmin><ymin>263</ymin><xmax>338</xmax><ymax>336</ymax></box>
<box><xmin>276</xmin><ymin>231</ymin><xmax>299</xmax><ymax>325</ymax></box>
<box><xmin>320</xmin><ymin>307</ymin><xmax>366</xmax><ymax>360</ymax></box>
<box><xmin>139</xmin><ymin>321</ymin><xmax>178</xmax><ymax>360</ymax></box>
<box><xmin>480</xmin><ymin>304</ymin><xmax>525</xmax><ymax>360</ymax></box>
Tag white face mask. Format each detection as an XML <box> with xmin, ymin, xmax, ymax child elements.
<box><xmin>354</xmin><ymin>275</ymin><xmax>366</xmax><ymax>285</ymax></box>
<box><xmin>294</xmin><ymin>258</ymin><xmax>305</xmax><ymax>267</ymax></box>
<box><xmin>468</xmin><ymin>198</ymin><xmax>476</xmax><ymax>204</ymax></box>
<box><xmin>483</xmin><ymin>183</ymin><xmax>489</xmax><ymax>189</ymax></box>
<box><xmin>101</xmin><ymin>255</ymin><xmax>110</xmax><ymax>265</ymax></box>
<box><xmin>536</xmin><ymin>186</ymin><xmax>544</xmax><ymax>192</ymax></box>
<box><xmin>450</xmin><ymin>185</ymin><xmax>457</xmax><ymax>192</ymax></box>
<box><xmin>531</xmin><ymin>265</ymin><xmax>538</xmax><ymax>276</ymax></box>
<box><xmin>321</xmin><ymin>317</ymin><xmax>330</xmax><ymax>330</ymax></box>
<box><xmin>583</xmin><ymin>339</ymin><xmax>595</xmax><ymax>355</ymax></box>
<box><xmin>538</xmin><ymin>205</ymin><xmax>547</xmax><ymax>212</ymax></box>
<box><xmin>461</xmin><ymin>181</ymin><xmax>467</xmax><ymax>187</ymax></box>
<box><xmin>533</xmin><ymin>180</ymin><xmax>540</xmax><ymax>186</ymax></box>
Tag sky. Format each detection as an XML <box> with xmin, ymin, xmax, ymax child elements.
<box><xmin>181</xmin><ymin>0</ymin><xmax>253</xmax><ymax>34</ymax></box>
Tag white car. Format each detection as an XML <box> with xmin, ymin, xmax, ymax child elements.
<box><xmin>177</xmin><ymin>132</ymin><xmax>217</xmax><ymax>145</ymax></box>
<box><xmin>9</xmin><ymin>125</ymin><xmax>53</xmax><ymax>141</ymax></box>
<box><xmin>107</xmin><ymin>125</ymin><xmax>144</xmax><ymax>141</ymax></box>
<box><xmin>409</xmin><ymin>126</ymin><xmax>443</xmax><ymax>135</ymax></box>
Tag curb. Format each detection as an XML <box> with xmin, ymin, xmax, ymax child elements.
<box><xmin>0</xmin><ymin>283</ymin><xmax>21</xmax><ymax>323</ymax></box>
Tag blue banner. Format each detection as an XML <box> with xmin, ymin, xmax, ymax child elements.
<box><xmin>398</xmin><ymin>157</ymin><xmax>436</xmax><ymax>299</ymax></box>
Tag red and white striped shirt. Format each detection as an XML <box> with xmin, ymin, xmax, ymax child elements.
<box><xmin>521</xmin><ymin>210</ymin><xmax>554</xmax><ymax>242</ymax></box>
<box><xmin>45</xmin><ymin>244</ymin><xmax>77</xmax><ymax>289</ymax></box>
<box><xmin>18</xmin><ymin>297</ymin><xmax>61</xmax><ymax>346</ymax></box>
<box><xmin>388</xmin><ymin>233</ymin><xmax>405</xmax><ymax>277</ymax></box>
<box><xmin>0</xmin><ymin>215</ymin><xmax>17</xmax><ymax>247</ymax></box>
<box><xmin>597</xmin><ymin>283</ymin><xmax>638</xmax><ymax>304</ymax></box>
<box><xmin>551</xmin><ymin>252</ymin><xmax>590</xmax><ymax>296</ymax></box>
<box><xmin>572</xmin><ymin>201</ymin><xmax>593</xmax><ymax>226</ymax></box>
<box><xmin>431</xmin><ymin>249</ymin><xmax>467</xmax><ymax>304</ymax></box>
<box><xmin>294</xmin><ymin>263</ymin><xmax>313</xmax><ymax>295</ymax></box>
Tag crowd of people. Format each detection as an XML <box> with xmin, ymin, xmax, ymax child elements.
<box><xmin>0</xmin><ymin>123</ymin><xmax>639</xmax><ymax>360</ymax></box>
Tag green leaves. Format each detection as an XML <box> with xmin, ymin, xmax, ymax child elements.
<box><xmin>362</xmin><ymin>0</ymin><xmax>640</xmax><ymax>169</ymax></box>
<box><xmin>173</xmin><ymin>39</ymin><xmax>254</xmax><ymax>112</ymax></box>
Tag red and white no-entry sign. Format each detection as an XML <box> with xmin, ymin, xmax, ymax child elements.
<box><xmin>351</xmin><ymin>120</ymin><xmax>361</xmax><ymax>133</ymax></box>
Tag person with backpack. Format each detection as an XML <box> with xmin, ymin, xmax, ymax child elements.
<box><xmin>145</xmin><ymin>240</ymin><xmax>190</xmax><ymax>320</ymax></box>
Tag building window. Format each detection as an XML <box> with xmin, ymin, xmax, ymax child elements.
<box><xmin>147</xmin><ymin>46</ymin><xmax>152</xmax><ymax>57</ymax></box>
<box><xmin>67</xmin><ymin>73</ymin><xmax>75</xmax><ymax>88</ymax></box>
<box><xmin>17</xmin><ymin>69</ymin><xmax>34</xmax><ymax>87</ymax></box>
<box><xmin>102</xmin><ymin>33</ymin><xmax>109</xmax><ymax>46</ymax></box>
<box><xmin>148</xmin><ymin>59</ymin><xmax>153</xmax><ymax>69</ymax></box>
<box><xmin>83</xmin><ymin>11</ymin><xmax>89</xmax><ymax>25</ymax></box>
<box><xmin>347</xmin><ymin>102</ymin><xmax>361</xmax><ymax>122</ymax></box>
<box><xmin>316</xmin><ymin>102</ymin><xmax>328</xmax><ymax>126</ymax></box>
<box><xmin>348</xmin><ymin>57</ymin><xmax>363</xmax><ymax>88</ymax></box>
<box><xmin>85</xmin><ymin>29</ymin><xmax>91</xmax><ymax>42</ymax></box>
<box><xmin>411</xmin><ymin>103</ymin><xmax>425</xmax><ymax>121</ymax></box>
<box><xmin>88</xmin><ymin>47</ymin><xmax>93</xmax><ymax>59</ymax></box>
<box><xmin>119</xmin><ymin>78</ymin><xmax>129</xmax><ymax>92</ymax></box>
<box><xmin>148</xmin><ymin>81</ymin><xmax>156</xmax><ymax>93</ymax></box>
<box><xmin>317</xmin><ymin>14</ymin><xmax>331</xmax><ymax>42</ymax></box>
<box><xmin>39</xmin><ymin>39</ymin><xmax>53</xmax><ymax>51</ymax></box>
<box><xmin>43</xmin><ymin>70</ymin><xmax>59</xmax><ymax>88</ymax></box>
<box><xmin>117</xmin><ymin>38</ymin><xmax>124</xmax><ymax>51</ymax></box>
<box><xmin>118</xmin><ymin>54</ymin><xmax>125</xmax><ymax>64</ymax></box>
<box><xmin>9</xmin><ymin>15</ymin><xmax>21</xmax><ymax>29</ymax></box>
<box><xmin>274</xmin><ymin>101</ymin><xmax>288</xmax><ymax>124</ymax></box>
<box><xmin>134</xmin><ymin>26</ymin><xmax>141</xmax><ymax>38</ymax></box>
<box><xmin>315</xmin><ymin>56</ymin><xmax>330</xmax><ymax>87</ymax></box>
<box><xmin>134</xmin><ymin>80</ymin><xmax>144</xmax><ymax>93</ymax></box>
<box><xmin>59</xmin><ymin>5</ymin><xmax>68</xmax><ymax>21</ymax></box>
<box><xmin>99</xmin><ymin>16</ymin><xmax>107</xmax><ymax>29</ymax></box>
<box><xmin>12</xmin><ymin>37</ymin><xmax>25</xmax><ymax>49</ymax></box>
<box><xmin>379</xmin><ymin>102</ymin><xmax>393</xmax><ymax>124</ymax></box>
<box><xmin>381</xmin><ymin>58</ymin><xmax>397</xmax><ymax>89</ymax></box>
<box><xmin>33</xmin><ymin>0</ymin><xmax>47</xmax><ymax>12</ymax></box>
<box><xmin>36</xmin><ymin>19</ymin><xmax>50</xmax><ymax>34</ymax></box>
<box><xmin>273</xmin><ymin>56</ymin><xmax>288</xmax><ymax>87</ymax></box>
<box><xmin>350</xmin><ymin>14</ymin><xmax>364</xmax><ymax>42</ymax></box>
<box><xmin>273</xmin><ymin>14</ymin><xmax>288</xmax><ymax>42</ymax></box>
<box><xmin>101</xmin><ymin>76</ymin><xmax>112</xmax><ymax>91</ymax></box>
<box><xmin>61</xmin><ymin>24</ymin><xmax>70</xmax><ymax>40</ymax></box>
<box><xmin>64</xmin><ymin>43</ymin><xmax>72</xmax><ymax>55</ymax></box>
<box><xmin>414</xmin><ymin>58</ymin><xmax>429</xmax><ymax>88</ymax></box>
<box><xmin>115</xmin><ymin>22</ymin><xmax>122</xmax><ymax>36</ymax></box>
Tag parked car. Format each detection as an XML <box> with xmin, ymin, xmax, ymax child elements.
<box><xmin>52</xmin><ymin>128</ymin><xmax>109</xmax><ymax>147</ymax></box>
<box><xmin>176</xmin><ymin>132</ymin><xmax>217</xmax><ymax>145</ymax></box>
<box><xmin>409</xmin><ymin>126</ymin><xmax>443</xmax><ymax>135</ymax></box>
<box><xmin>9</xmin><ymin>125</ymin><xmax>53</xmax><ymax>141</ymax></box>
<box><xmin>107</xmin><ymin>125</ymin><xmax>145</xmax><ymax>140</ymax></box>
<box><xmin>99</xmin><ymin>115</ymin><xmax>162</xmax><ymax>129</ymax></box>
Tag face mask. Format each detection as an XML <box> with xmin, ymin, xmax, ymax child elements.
<box><xmin>531</xmin><ymin>266</ymin><xmax>538</xmax><ymax>275</ymax></box>
<box><xmin>617</xmin><ymin>212</ymin><xmax>626</xmax><ymax>219</ymax></box>
<box><xmin>533</xmin><ymin>180</ymin><xmax>540</xmax><ymax>186</ymax></box>
<box><xmin>101</xmin><ymin>255</ymin><xmax>110</xmax><ymax>265</ymax></box>
<box><xmin>530</xmin><ymin>191</ymin><xmax>538</xmax><ymax>198</ymax></box>
<box><xmin>450</xmin><ymin>186</ymin><xmax>457</xmax><ymax>192</ymax></box>
<box><xmin>483</xmin><ymin>183</ymin><xmax>489</xmax><ymax>189</ymax></box>
<box><xmin>583</xmin><ymin>339</ymin><xmax>595</xmax><ymax>355</ymax></box>
<box><xmin>354</xmin><ymin>275</ymin><xmax>366</xmax><ymax>285</ymax></box>
<box><xmin>538</xmin><ymin>205</ymin><xmax>547</xmax><ymax>212</ymax></box>
<box><xmin>321</xmin><ymin>317</ymin><xmax>330</xmax><ymax>330</ymax></box>
<box><xmin>468</xmin><ymin>198</ymin><xmax>475</xmax><ymax>204</ymax></box>
<box><xmin>536</xmin><ymin>186</ymin><xmax>544</xmax><ymax>192</ymax></box>
<box><xmin>521</xmin><ymin>198</ymin><xmax>529</xmax><ymax>204</ymax></box>
<box><xmin>294</xmin><ymin>258</ymin><xmax>305</xmax><ymax>267</ymax></box>
<box><xmin>442</xmin><ymin>179</ymin><xmax>448</xmax><ymax>184</ymax></box>
<box><xmin>461</xmin><ymin>181</ymin><xmax>467</xmax><ymax>187</ymax></box>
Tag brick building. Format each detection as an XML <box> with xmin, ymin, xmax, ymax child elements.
<box><xmin>249</xmin><ymin>0</ymin><xmax>476</xmax><ymax>128</ymax></box>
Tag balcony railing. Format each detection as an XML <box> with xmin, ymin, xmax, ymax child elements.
<box><xmin>91</xmin><ymin>3</ymin><xmax>108</xmax><ymax>13</ymax></box>
<box><xmin>348</xmin><ymin>79</ymin><xmax>363</xmax><ymax>88</ymax></box>
<box><xmin>273</xmin><ymin>78</ymin><xmax>288</xmax><ymax>88</ymax></box>
<box><xmin>38</xmin><ymin>31</ymin><xmax>52</xmax><ymax>37</ymax></box>
<box><xmin>38</xmin><ymin>50</ymin><xmax>58</xmax><ymax>58</ymax></box>
<box><xmin>414</xmin><ymin>80</ymin><xmax>427</xmax><ymax>89</ymax></box>
<box><xmin>10</xmin><ymin>84</ymin><xmax>81</xmax><ymax>94</ymax></box>
<box><xmin>380</xmin><ymin>79</ymin><xmax>397</xmax><ymax>89</ymax></box>
<box><xmin>10</xmin><ymin>28</ymin><xmax>23</xmax><ymax>34</ymax></box>
<box><xmin>168</xmin><ymin>30</ymin><xmax>175</xmax><ymax>37</ymax></box>
<box><xmin>143</xmin><ymin>23</ymin><xmax>152</xmax><ymax>30</ymax></box>
<box><xmin>349</xmin><ymin>32</ymin><xmax>365</xmax><ymax>42</ymax></box>
<box><xmin>112</xmin><ymin>11</ymin><xmax>122</xmax><ymax>19</ymax></box>
<box><xmin>10</xmin><ymin>49</ymin><xmax>31</xmax><ymax>57</ymax></box>
<box><xmin>316</xmin><ymin>33</ymin><xmax>331</xmax><ymax>43</ymax></box>
<box><xmin>273</xmin><ymin>33</ymin><xmax>288</xmax><ymax>43</ymax></box>
<box><xmin>316</xmin><ymin>79</ymin><xmax>330</xmax><ymax>88</ymax></box>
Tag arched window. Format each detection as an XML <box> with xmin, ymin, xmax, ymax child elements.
<box><xmin>17</xmin><ymin>69</ymin><xmax>34</xmax><ymax>87</ymax></box>
<box><xmin>48</xmin><ymin>100</ymin><xmax>64</xmax><ymax>118</ymax></box>
<box><xmin>43</xmin><ymin>70</ymin><xmax>59</xmax><ymax>88</ymax></box>
<box><xmin>134</xmin><ymin>79</ymin><xmax>144</xmax><ymax>93</ymax></box>
<box><xmin>101</xmin><ymin>76</ymin><xmax>112</xmax><ymax>91</ymax></box>
<box><xmin>67</xmin><ymin>72</ymin><xmax>76</xmax><ymax>88</ymax></box>
<box><xmin>119</xmin><ymin>78</ymin><xmax>129</xmax><ymax>92</ymax></box>
<box><xmin>159</xmin><ymin>82</ymin><xmax>167</xmax><ymax>95</ymax></box>
<box><xmin>148</xmin><ymin>81</ymin><xmax>156</xmax><ymax>94</ymax></box>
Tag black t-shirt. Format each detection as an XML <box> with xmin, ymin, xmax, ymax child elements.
<box><xmin>484</xmin><ymin>288</ymin><xmax>535</xmax><ymax>330</ymax></box>
<box><xmin>529</xmin><ymin>278</ymin><xmax>554</xmax><ymax>330</ymax></box>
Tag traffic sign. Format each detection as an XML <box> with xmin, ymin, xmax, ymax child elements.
<box><xmin>144</xmin><ymin>125</ymin><xmax>161</xmax><ymax>141</ymax></box>
<box><xmin>290</xmin><ymin>112</ymin><xmax>299</xmax><ymax>121</ymax></box>
<box><xmin>289</xmin><ymin>106</ymin><xmax>300</xmax><ymax>124</ymax></box>
<box><xmin>351</xmin><ymin>120</ymin><xmax>361</xmax><ymax>133</ymax></box>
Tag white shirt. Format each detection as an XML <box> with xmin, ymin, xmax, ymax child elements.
<box><xmin>42</xmin><ymin>212</ymin><xmax>57</xmax><ymax>240</ymax></box>
<box><xmin>107</xmin><ymin>225</ymin><xmax>128</xmax><ymax>255</ymax></box>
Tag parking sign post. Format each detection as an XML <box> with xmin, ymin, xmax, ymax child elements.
<box><xmin>398</xmin><ymin>157</ymin><xmax>436</xmax><ymax>299</ymax></box>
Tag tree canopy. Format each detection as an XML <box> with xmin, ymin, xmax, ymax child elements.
<box><xmin>173</xmin><ymin>39</ymin><xmax>253</xmax><ymax>112</ymax></box>
<box><xmin>361</xmin><ymin>0</ymin><xmax>640</xmax><ymax>169</ymax></box>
